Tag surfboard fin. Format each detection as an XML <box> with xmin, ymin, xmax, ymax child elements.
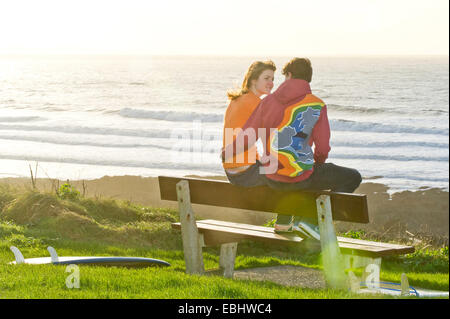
<box><xmin>47</xmin><ymin>246</ymin><xmax>59</xmax><ymax>263</ymax></box>
<box><xmin>401</xmin><ymin>273</ymin><xmax>410</xmax><ymax>296</ymax></box>
<box><xmin>348</xmin><ymin>271</ymin><xmax>360</xmax><ymax>293</ymax></box>
<box><xmin>10</xmin><ymin>246</ymin><xmax>25</xmax><ymax>264</ymax></box>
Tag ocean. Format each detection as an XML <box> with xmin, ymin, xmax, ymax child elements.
<box><xmin>0</xmin><ymin>55</ymin><xmax>448</xmax><ymax>193</ymax></box>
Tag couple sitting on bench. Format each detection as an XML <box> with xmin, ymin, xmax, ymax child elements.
<box><xmin>221</xmin><ymin>57</ymin><xmax>362</xmax><ymax>240</ymax></box>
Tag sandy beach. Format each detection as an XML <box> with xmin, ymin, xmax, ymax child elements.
<box><xmin>1</xmin><ymin>175</ymin><xmax>448</xmax><ymax>245</ymax></box>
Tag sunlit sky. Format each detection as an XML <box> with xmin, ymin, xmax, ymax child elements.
<box><xmin>0</xmin><ymin>0</ymin><xmax>448</xmax><ymax>56</ymax></box>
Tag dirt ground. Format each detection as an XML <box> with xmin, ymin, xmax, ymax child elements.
<box><xmin>234</xmin><ymin>265</ymin><xmax>327</xmax><ymax>289</ymax></box>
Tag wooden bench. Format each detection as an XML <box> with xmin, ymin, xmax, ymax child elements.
<box><xmin>158</xmin><ymin>176</ymin><xmax>415</xmax><ymax>289</ymax></box>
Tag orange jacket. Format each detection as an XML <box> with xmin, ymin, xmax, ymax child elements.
<box><xmin>222</xmin><ymin>92</ymin><xmax>260</xmax><ymax>172</ymax></box>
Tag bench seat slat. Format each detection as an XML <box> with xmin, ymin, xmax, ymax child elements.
<box><xmin>172</xmin><ymin>220</ymin><xmax>414</xmax><ymax>257</ymax></box>
<box><xmin>197</xmin><ymin>219</ymin><xmax>414</xmax><ymax>252</ymax></box>
<box><xmin>336</xmin><ymin>236</ymin><xmax>414</xmax><ymax>251</ymax></box>
<box><xmin>172</xmin><ymin>222</ymin><xmax>303</xmax><ymax>244</ymax></box>
<box><xmin>198</xmin><ymin>219</ymin><xmax>277</xmax><ymax>234</ymax></box>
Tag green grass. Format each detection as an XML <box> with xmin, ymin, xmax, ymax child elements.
<box><xmin>0</xmin><ymin>183</ymin><xmax>448</xmax><ymax>299</ymax></box>
<box><xmin>0</xmin><ymin>243</ymin><xmax>365</xmax><ymax>299</ymax></box>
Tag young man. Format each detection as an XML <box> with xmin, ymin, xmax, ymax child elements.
<box><xmin>222</xmin><ymin>58</ymin><xmax>362</xmax><ymax>240</ymax></box>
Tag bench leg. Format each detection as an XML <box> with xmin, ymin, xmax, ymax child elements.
<box><xmin>219</xmin><ymin>243</ymin><xmax>238</xmax><ymax>278</ymax></box>
<box><xmin>176</xmin><ymin>180</ymin><xmax>205</xmax><ymax>275</ymax></box>
<box><xmin>316</xmin><ymin>195</ymin><xmax>347</xmax><ymax>289</ymax></box>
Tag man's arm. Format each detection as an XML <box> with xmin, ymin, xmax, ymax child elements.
<box><xmin>310</xmin><ymin>105</ymin><xmax>331</xmax><ymax>164</ymax></box>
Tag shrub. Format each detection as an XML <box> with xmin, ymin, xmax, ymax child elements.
<box><xmin>57</xmin><ymin>183</ymin><xmax>80</xmax><ymax>201</ymax></box>
<box><xmin>342</xmin><ymin>230</ymin><xmax>366</xmax><ymax>239</ymax></box>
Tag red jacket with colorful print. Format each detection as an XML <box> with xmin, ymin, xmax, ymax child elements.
<box><xmin>222</xmin><ymin>79</ymin><xmax>331</xmax><ymax>183</ymax></box>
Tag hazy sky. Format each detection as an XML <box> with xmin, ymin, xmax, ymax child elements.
<box><xmin>0</xmin><ymin>0</ymin><xmax>448</xmax><ymax>56</ymax></box>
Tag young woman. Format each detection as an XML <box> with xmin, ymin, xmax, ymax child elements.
<box><xmin>222</xmin><ymin>60</ymin><xmax>276</xmax><ymax>187</ymax></box>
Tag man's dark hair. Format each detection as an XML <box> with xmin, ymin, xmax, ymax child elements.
<box><xmin>282</xmin><ymin>58</ymin><xmax>313</xmax><ymax>83</ymax></box>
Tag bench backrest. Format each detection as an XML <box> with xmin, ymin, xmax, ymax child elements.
<box><xmin>158</xmin><ymin>176</ymin><xmax>369</xmax><ymax>223</ymax></box>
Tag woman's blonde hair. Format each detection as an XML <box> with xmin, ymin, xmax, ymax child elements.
<box><xmin>227</xmin><ymin>60</ymin><xmax>276</xmax><ymax>100</ymax></box>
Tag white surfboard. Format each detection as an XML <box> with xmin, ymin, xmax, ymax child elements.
<box><xmin>9</xmin><ymin>246</ymin><xmax>170</xmax><ymax>268</ymax></box>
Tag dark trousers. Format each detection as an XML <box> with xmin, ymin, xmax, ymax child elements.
<box><xmin>263</xmin><ymin>163</ymin><xmax>362</xmax><ymax>193</ymax></box>
<box><xmin>225</xmin><ymin>162</ymin><xmax>267</xmax><ymax>187</ymax></box>
<box><xmin>226</xmin><ymin>162</ymin><xmax>362</xmax><ymax>221</ymax></box>
<box><xmin>265</xmin><ymin>163</ymin><xmax>362</xmax><ymax>221</ymax></box>
<box><xmin>227</xmin><ymin>162</ymin><xmax>361</xmax><ymax>193</ymax></box>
